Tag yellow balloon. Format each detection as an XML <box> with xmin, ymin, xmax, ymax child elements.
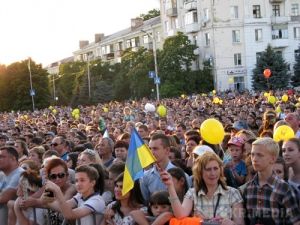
<box><xmin>219</xmin><ymin>100</ymin><xmax>223</xmax><ymax>104</ymax></box>
<box><xmin>103</xmin><ymin>107</ymin><xmax>109</xmax><ymax>113</ymax></box>
<box><xmin>73</xmin><ymin>108</ymin><xmax>80</xmax><ymax>114</ymax></box>
<box><xmin>282</xmin><ymin>94</ymin><xmax>288</xmax><ymax>102</ymax></box>
<box><xmin>181</xmin><ymin>94</ymin><xmax>185</xmax><ymax>98</ymax></box>
<box><xmin>74</xmin><ymin>114</ymin><xmax>80</xmax><ymax>120</ymax></box>
<box><xmin>213</xmin><ymin>97</ymin><xmax>220</xmax><ymax>104</ymax></box>
<box><xmin>200</xmin><ymin>119</ymin><xmax>225</xmax><ymax>144</ymax></box>
<box><xmin>268</xmin><ymin>96</ymin><xmax>276</xmax><ymax>104</ymax></box>
<box><xmin>157</xmin><ymin>105</ymin><xmax>167</xmax><ymax>117</ymax></box>
<box><xmin>49</xmin><ymin>106</ymin><xmax>53</xmax><ymax>110</ymax></box>
<box><xmin>275</xmin><ymin>106</ymin><xmax>281</xmax><ymax>113</ymax></box>
<box><xmin>264</xmin><ymin>92</ymin><xmax>269</xmax><ymax>97</ymax></box>
<box><xmin>273</xmin><ymin>125</ymin><xmax>294</xmax><ymax>142</ymax></box>
<box><xmin>52</xmin><ymin>109</ymin><xmax>57</xmax><ymax>115</ymax></box>
<box><xmin>212</xmin><ymin>90</ymin><xmax>216</xmax><ymax>95</ymax></box>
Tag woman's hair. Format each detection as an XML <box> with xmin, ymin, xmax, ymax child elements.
<box><xmin>112</xmin><ymin>173</ymin><xmax>144</xmax><ymax>218</ymax></box>
<box><xmin>30</xmin><ymin>146</ymin><xmax>45</xmax><ymax>163</ymax></box>
<box><xmin>79</xmin><ymin>149</ymin><xmax>102</xmax><ymax>165</ymax></box>
<box><xmin>186</xmin><ymin>135</ymin><xmax>201</xmax><ymax>145</ymax></box>
<box><xmin>148</xmin><ymin>191</ymin><xmax>170</xmax><ymax>216</ymax></box>
<box><xmin>20</xmin><ymin>159</ymin><xmax>40</xmax><ymax>172</ymax></box>
<box><xmin>275</xmin><ymin>157</ymin><xmax>288</xmax><ymax>181</ymax></box>
<box><xmin>16</xmin><ymin>140</ymin><xmax>29</xmax><ymax>156</ymax></box>
<box><xmin>284</xmin><ymin>137</ymin><xmax>300</xmax><ymax>152</ymax></box>
<box><xmin>45</xmin><ymin>158</ymin><xmax>68</xmax><ymax>177</ymax></box>
<box><xmin>168</xmin><ymin>167</ymin><xmax>189</xmax><ymax>194</ymax></box>
<box><xmin>89</xmin><ymin>163</ymin><xmax>105</xmax><ymax>194</ymax></box>
<box><xmin>193</xmin><ymin>152</ymin><xmax>227</xmax><ymax>195</ymax></box>
<box><xmin>76</xmin><ymin>164</ymin><xmax>99</xmax><ymax>183</ymax></box>
<box><xmin>236</xmin><ymin>129</ymin><xmax>257</xmax><ymax>142</ymax></box>
<box><xmin>67</xmin><ymin>152</ymin><xmax>79</xmax><ymax>170</ymax></box>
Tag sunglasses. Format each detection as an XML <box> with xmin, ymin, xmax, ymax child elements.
<box><xmin>48</xmin><ymin>173</ymin><xmax>66</xmax><ymax>180</ymax></box>
<box><xmin>50</xmin><ymin>143</ymin><xmax>60</xmax><ymax>147</ymax></box>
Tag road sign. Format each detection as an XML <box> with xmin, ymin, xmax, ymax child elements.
<box><xmin>30</xmin><ymin>89</ymin><xmax>35</xmax><ymax>96</ymax></box>
<box><xmin>148</xmin><ymin>71</ymin><xmax>155</xmax><ymax>79</ymax></box>
<box><xmin>154</xmin><ymin>77</ymin><xmax>160</xmax><ymax>85</ymax></box>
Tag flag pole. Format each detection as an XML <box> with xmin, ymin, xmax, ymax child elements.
<box><xmin>28</xmin><ymin>58</ymin><xmax>35</xmax><ymax>111</ymax></box>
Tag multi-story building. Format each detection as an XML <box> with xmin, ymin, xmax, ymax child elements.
<box><xmin>160</xmin><ymin>0</ymin><xmax>300</xmax><ymax>91</ymax></box>
<box><xmin>73</xmin><ymin>16</ymin><xmax>163</xmax><ymax>63</ymax></box>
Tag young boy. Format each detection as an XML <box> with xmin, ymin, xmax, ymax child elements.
<box><xmin>243</xmin><ymin>137</ymin><xmax>300</xmax><ymax>225</ymax></box>
<box><xmin>224</xmin><ymin>136</ymin><xmax>247</xmax><ymax>188</ymax></box>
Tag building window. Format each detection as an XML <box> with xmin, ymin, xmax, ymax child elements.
<box><xmin>234</xmin><ymin>53</ymin><xmax>242</xmax><ymax>66</ymax></box>
<box><xmin>272</xmin><ymin>5</ymin><xmax>280</xmax><ymax>17</ymax></box>
<box><xmin>101</xmin><ymin>46</ymin><xmax>106</xmax><ymax>55</ymax></box>
<box><xmin>255</xmin><ymin>29</ymin><xmax>263</xmax><ymax>41</ymax></box>
<box><xmin>256</xmin><ymin>52</ymin><xmax>262</xmax><ymax>63</ymax></box>
<box><xmin>185</xmin><ymin>10</ymin><xmax>198</xmax><ymax>25</ymax></box>
<box><xmin>143</xmin><ymin>35</ymin><xmax>149</xmax><ymax>44</ymax></box>
<box><xmin>272</xmin><ymin>25</ymin><xmax>288</xmax><ymax>39</ymax></box>
<box><xmin>126</xmin><ymin>40</ymin><xmax>131</xmax><ymax>48</ymax></box>
<box><xmin>234</xmin><ymin>76</ymin><xmax>245</xmax><ymax>91</ymax></box>
<box><xmin>232</xmin><ymin>30</ymin><xmax>241</xmax><ymax>43</ymax></box>
<box><xmin>230</xmin><ymin>6</ymin><xmax>239</xmax><ymax>19</ymax></box>
<box><xmin>291</xmin><ymin>4</ymin><xmax>299</xmax><ymax>16</ymax></box>
<box><xmin>205</xmin><ymin>33</ymin><xmax>210</xmax><ymax>46</ymax></box>
<box><xmin>295</xmin><ymin>49</ymin><xmax>300</xmax><ymax>59</ymax></box>
<box><xmin>253</xmin><ymin>5</ymin><xmax>261</xmax><ymax>18</ymax></box>
<box><xmin>203</xmin><ymin>8</ymin><xmax>209</xmax><ymax>21</ymax></box>
<box><xmin>294</xmin><ymin>27</ymin><xmax>300</xmax><ymax>39</ymax></box>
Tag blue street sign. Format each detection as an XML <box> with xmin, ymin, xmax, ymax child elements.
<box><xmin>148</xmin><ymin>71</ymin><xmax>155</xmax><ymax>79</ymax></box>
<box><xmin>154</xmin><ymin>77</ymin><xmax>160</xmax><ymax>85</ymax></box>
<box><xmin>30</xmin><ymin>89</ymin><xmax>35</xmax><ymax>96</ymax></box>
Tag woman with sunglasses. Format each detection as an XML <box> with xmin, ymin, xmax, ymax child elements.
<box><xmin>44</xmin><ymin>164</ymin><xmax>105</xmax><ymax>225</ymax></box>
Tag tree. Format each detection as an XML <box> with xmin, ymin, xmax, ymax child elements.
<box><xmin>252</xmin><ymin>45</ymin><xmax>290</xmax><ymax>90</ymax></box>
<box><xmin>140</xmin><ymin>9</ymin><xmax>160</xmax><ymax>21</ymax></box>
<box><xmin>291</xmin><ymin>45</ymin><xmax>300</xmax><ymax>87</ymax></box>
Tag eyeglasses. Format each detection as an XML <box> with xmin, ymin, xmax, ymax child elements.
<box><xmin>48</xmin><ymin>172</ymin><xmax>66</xmax><ymax>180</ymax></box>
<box><xmin>50</xmin><ymin>143</ymin><xmax>60</xmax><ymax>147</ymax></box>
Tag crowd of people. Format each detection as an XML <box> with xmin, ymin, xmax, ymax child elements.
<box><xmin>0</xmin><ymin>89</ymin><xmax>300</xmax><ymax>225</ymax></box>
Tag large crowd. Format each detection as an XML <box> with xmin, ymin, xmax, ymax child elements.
<box><xmin>0</xmin><ymin>89</ymin><xmax>300</xmax><ymax>225</ymax></box>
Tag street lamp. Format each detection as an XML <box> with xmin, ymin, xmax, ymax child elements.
<box><xmin>141</xmin><ymin>29</ymin><xmax>160</xmax><ymax>101</ymax></box>
<box><xmin>87</xmin><ymin>54</ymin><xmax>91</xmax><ymax>99</ymax></box>
<box><xmin>52</xmin><ymin>73</ymin><xmax>56</xmax><ymax>101</ymax></box>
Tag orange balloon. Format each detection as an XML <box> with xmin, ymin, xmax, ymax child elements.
<box><xmin>263</xmin><ymin>69</ymin><xmax>271</xmax><ymax>78</ymax></box>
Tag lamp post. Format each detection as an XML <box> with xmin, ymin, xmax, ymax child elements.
<box><xmin>141</xmin><ymin>29</ymin><xmax>160</xmax><ymax>101</ymax></box>
<box><xmin>87</xmin><ymin>55</ymin><xmax>91</xmax><ymax>99</ymax></box>
<box><xmin>27</xmin><ymin>57</ymin><xmax>35</xmax><ymax>111</ymax></box>
<box><xmin>53</xmin><ymin>73</ymin><xmax>56</xmax><ymax>101</ymax></box>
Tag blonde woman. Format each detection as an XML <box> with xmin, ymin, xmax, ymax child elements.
<box><xmin>160</xmin><ymin>152</ymin><xmax>244</xmax><ymax>225</ymax></box>
<box><xmin>77</xmin><ymin>149</ymin><xmax>102</xmax><ymax>166</ymax></box>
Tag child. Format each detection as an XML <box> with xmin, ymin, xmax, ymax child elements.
<box><xmin>272</xmin><ymin>157</ymin><xmax>287</xmax><ymax>181</ymax></box>
<box><xmin>243</xmin><ymin>137</ymin><xmax>300</xmax><ymax>225</ymax></box>
<box><xmin>224</xmin><ymin>136</ymin><xmax>247</xmax><ymax>188</ymax></box>
<box><xmin>131</xmin><ymin>191</ymin><xmax>173</xmax><ymax>225</ymax></box>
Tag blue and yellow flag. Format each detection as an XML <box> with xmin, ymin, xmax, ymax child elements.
<box><xmin>122</xmin><ymin>128</ymin><xmax>156</xmax><ymax>196</ymax></box>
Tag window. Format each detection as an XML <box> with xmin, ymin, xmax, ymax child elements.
<box><xmin>143</xmin><ymin>35</ymin><xmax>149</xmax><ymax>44</ymax></box>
<box><xmin>203</xmin><ymin>8</ymin><xmax>209</xmax><ymax>21</ymax></box>
<box><xmin>272</xmin><ymin>25</ymin><xmax>288</xmax><ymax>39</ymax></box>
<box><xmin>255</xmin><ymin>29</ymin><xmax>263</xmax><ymax>41</ymax></box>
<box><xmin>126</xmin><ymin>40</ymin><xmax>131</xmax><ymax>48</ymax></box>
<box><xmin>253</xmin><ymin>5</ymin><xmax>261</xmax><ymax>18</ymax></box>
<box><xmin>205</xmin><ymin>33</ymin><xmax>210</xmax><ymax>46</ymax></box>
<box><xmin>234</xmin><ymin>76</ymin><xmax>245</xmax><ymax>91</ymax></box>
<box><xmin>291</xmin><ymin>4</ymin><xmax>299</xmax><ymax>16</ymax></box>
<box><xmin>230</xmin><ymin>6</ymin><xmax>238</xmax><ymax>19</ymax></box>
<box><xmin>185</xmin><ymin>10</ymin><xmax>198</xmax><ymax>25</ymax></box>
<box><xmin>294</xmin><ymin>27</ymin><xmax>300</xmax><ymax>39</ymax></box>
<box><xmin>295</xmin><ymin>49</ymin><xmax>300</xmax><ymax>59</ymax></box>
<box><xmin>256</xmin><ymin>52</ymin><xmax>262</xmax><ymax>63</ymax></box>
<box><xmin>272</xmin><ymin>5</ymin><xmax>280</xmax><ymax>17</ymax></box>
<box><xmin>234</xmin><ymin>53</ymin><xmax>242</xmax><ymax>66</ymax></box>
<box><xmin>115</xmin><ymin>42</ymin><xmax>123</xmax><ymax>51</ymax></box>
<box><xmin>232</xmin><ymin>30</ymin><xmax>240</xmax><ymax>43</ymax></box>
<box><xmin>101</xmin><ymin>46</ymin><xmax>106</xmax><ymax>55</ymax></box>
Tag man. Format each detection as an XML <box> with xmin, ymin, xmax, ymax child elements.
<box><xmin>285</xmin><ymin>112</ymin><xmax>300</xmax><ymax>138</ymax></box>
<box><xmin>97</xmin><ymin>137</ymin><xmax>115</xmax><ymax>168</ymax></box>
<box><xmin>137</xmin><ymin>124</ymin><xmax>149</xmax><ymax>139</ymax></box>
<box><xmin>243</xmin><ymin>138</ymin><xmax>300</xmax><ymax>225</ymax></box>
<box><xmin>113</xmin><ymin>140</ymin><xmax>128</xmax><ymax>162</ymax></box>
<box><xmin>140</xmin><ymin>133</ymin><xmax>190</xmax><ymax>203</ymax></box>
<box><xmin>0</xmin><ymin>146</ymin><xmax>24</xmax><ymax>225</ymax></box>
<box><xmin>51</xmin><ymin>135</ymin><xmax>69</xmax><ymax>161</ymax></box>
<box><xmin>0</xmin><ymin>134</ymin><xmax>8</xmax><ymax>147</ymax></box>
<box><xmin>175</xmin><ymin>123</ymin><xmax>186</xmax><ymax>145</ymax></box>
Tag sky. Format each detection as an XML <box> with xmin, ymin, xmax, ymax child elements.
<box><xmin>0</xmin><ymin>0</ymin><xmax>160</xmax><ymax>67</ymax></box>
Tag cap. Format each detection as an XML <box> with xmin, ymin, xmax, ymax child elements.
<box><xmin>228</xmin><ymin>136</ymin><xmax>245</xmax><ymax>147</ymax></box>
<box><xmin>193</xmin><ymin>145</ymin><xmax>215</xmax><ymax>157</ymax></box>
<box><xmin>232</xmin><ymin>121</ymin><xmax>249</xmax><ymax>131</ymax></box>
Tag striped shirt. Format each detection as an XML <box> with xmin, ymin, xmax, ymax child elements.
<box><xmin>243</xmin><ymin>173</ymin><xmax>300</xmax><ymax>225</ymax></box>
<box><xmin>185</xmin><ymin>185</ymin><xmax>243</xmax><ymax>219</ymax></box>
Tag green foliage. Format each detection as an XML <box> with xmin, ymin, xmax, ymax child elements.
<box><xmin>252</xmin><ymin>45</ymin><xmax>290</xmax><ymax>90</ymax></box>
<box><xmin>291</xmin><ymin>45</ymin><xmax>300</xmax><ymax>87</ymax></box>
<box><xmin>140</xmin><ymin>9</ymin><xmax>160</xmax><ymax>21</ymax></box>
<box><xmin>0</xmin><ymin>60</ymin><xmax>50</xmax><ymax>111</ymax></box>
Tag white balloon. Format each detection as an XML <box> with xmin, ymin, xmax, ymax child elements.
<box><xmin>145</xmin><ymin>103</ymin><xmax>156</xmax><ymax>112</ymax></box>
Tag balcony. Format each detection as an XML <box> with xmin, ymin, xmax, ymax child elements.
<box><xmin>185</xmin><ymin>22</ymin><xmax>200</xmax><ymax>33</ymax></box>
<box><xmin>269</xmin><ymin>0</ymin><xmax>285</xmax><ymax>3</ymax></box>
<box><xmin>271</xmin><ymin>38</ymin><xmax>289</xmax><ymax>48</ymax></box>
<box><xmin>271</xmin><ymin>16</ymin><xmax>290</xmax><ymax>24</ymax></box>
<box><xmin>104</xmin><ymin>52</ymin><xmax>114</xmax><ymax>60</ymax></box>
<box><xmin>291</xmin><ymin>15</ymin><xmax>300</xmax><ymax>22</ymax></box>
<box><xmin>184</xmin><ymin>0</ymin><xmax>197</xmax><ymax>11</ymax></box>
<box><xmin>166</xmin><ymin>7</ymin><xmax>178</xmax><ymax>17</ymax></box>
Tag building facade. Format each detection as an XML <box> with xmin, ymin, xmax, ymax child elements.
<box><xmin>160</xmin><ymin>0</ymin><xmax>300</xmax><ymax>91</ymax></box>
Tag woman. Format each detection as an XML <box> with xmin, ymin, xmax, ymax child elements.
<box><xmin>185</xmin><ymin>136</ymin><xmax>201</xmax><ymax>170</ymax></box>
<box><xmin>77</xmin><ymin>148</ymin><xmax>102</xmax><ymax>166</ymax></box>
<box><xmin>14</xmin><ymin>140</ymin><xmax>29</xmax><ymax>163</ymax></box>
<box><xmin>44</xmin><ymin>164</ymin><xmax>105</xmax><ymax>225</ymax></box>
<box><xmin>167</xmin><ymin>167</ymin><xmax>189</xmax><ymax>203</ymax></box>
<box><xmin>101</xmin><ymin>173</ymin><xmax>145</xmax><ymax>225</ymax></box>
<box><xmin>29</xmin><ymin>146</ymin><xmax>45</xmax><ymax>168</ymax></box>
<box><xmin>160</xmin><ymin>152</ymin><xmax>244</xmax><ymax>225</ymax></box>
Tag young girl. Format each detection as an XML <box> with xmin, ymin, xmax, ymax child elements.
<box><xmin>44</xmin><ymin>164</ymin><xmax>105</xmax><ymax>225</ymax></box>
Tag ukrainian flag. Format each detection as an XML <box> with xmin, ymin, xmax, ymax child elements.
<box><xmin>122</xmin><ymin>128</ymin><xmax>156</xmax><ymax>196</ymax></box>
